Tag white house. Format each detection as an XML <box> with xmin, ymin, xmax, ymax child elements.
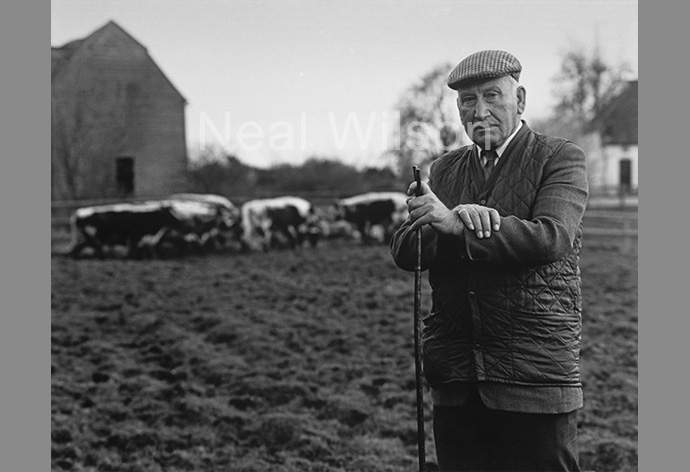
<box><xmin>590</xmin><ymin>80</ymin><xmax>638</xmax><ymax>195</ymax></box>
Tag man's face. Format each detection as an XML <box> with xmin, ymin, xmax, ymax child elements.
<box><xmin>456</xmin><ymin>76</ymin><xmax>526</xmax><ymax>150</ymax></box>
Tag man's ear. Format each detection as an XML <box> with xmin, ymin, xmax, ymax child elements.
<box><xmin>517</xmin><ymin>85</ymin><xmax>526</xmax><ymax>115</ymax></box>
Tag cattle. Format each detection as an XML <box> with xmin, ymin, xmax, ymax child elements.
<box><xmin>68</xmin><ymin>201</ymin><xmax>189</xmax><ymax>259</ymax></box>
<box><xmin>169</xmin><ymin>193</ymin><xmax>240</xmax><ymax>217</ymax></box>
<box><xmin>240</xmin><ymin>196</ymin><xmax>322</xmax><ymax>252</ymax></box>
<box><xmin>315</xmin><ymin>206</ymin><xmax>357</xmax><ymax>241</ymax></box>
<box><xmin>68</xmin><ymin>194</ymin><xmax>243</xmax><ymax>259</ymax></box>
<box><xmin>166</xmin><ymin>193</ymin><xmax>243</xmax><ymax>251</ymax></box>
<box><xmin>136</xmin><ymin>199</ymin><xmax>238</xmax><ymax>257</ymax></box>
<box><xmin>335</xmin><ymin>192</ymin><xmax>409</xmax><ymax>243</ymax></box>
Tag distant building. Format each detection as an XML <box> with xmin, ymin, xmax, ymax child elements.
<box><xmin>51</xmin><ymin>20</ymin><xmax>188</xmax><ymax>200</ymax></box>
<box><xmin>589</xmin><ymin>80</ymin><xmax>638</xmax><ymax>195</ymax></box>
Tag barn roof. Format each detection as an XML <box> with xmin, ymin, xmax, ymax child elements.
<box><xmin>594</xmin><ymin>80</ymin><xmax>638</xmax><ymax>146</ymax></box>
<box><xmin>51</xmin><ymin>39</ymin><xmax>84</xmax><ymax>79</ymax></box>
<box><xmin>51</xmin><ymin>20</ymin><xmax>186</xmax><ymax>103</ymax></box>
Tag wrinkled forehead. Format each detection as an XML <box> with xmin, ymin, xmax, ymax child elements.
<box><xmin>456</xmin><ymin>75</ymin><xmax>515</xmax><ymax>95</ymax></box>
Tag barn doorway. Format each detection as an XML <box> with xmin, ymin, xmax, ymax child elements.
<box><xmin>619</xmin><ymin>158</ymin><xmax>632</xmax><ymax>194</ymax></box>
<box><xmin>116</xmin><ymin>156</ymin><xmax>135</xmax><ymax>196</ymax></box>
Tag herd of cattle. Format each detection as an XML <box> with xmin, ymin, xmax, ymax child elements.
<box><xmin>67</xmin><ymin>192</ymin><xmax>410</xmax><ymax>258</ymax></box>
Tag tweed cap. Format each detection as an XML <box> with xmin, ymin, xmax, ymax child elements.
<box><xmin>447</xmin><ymin>50</ymin><xmax>522</xmax><ymax>90</ymax></box>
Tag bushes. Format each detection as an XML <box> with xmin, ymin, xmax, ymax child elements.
<box><xmin>187</xmin><ymin>153</ymin><xmax>406</xmax><ymax>200</ymax></box>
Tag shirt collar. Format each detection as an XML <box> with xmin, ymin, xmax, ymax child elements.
<box><xmin>475</xmin><ymin>120</ymin><xmax>523</xmax><ymax>160</ymax></box>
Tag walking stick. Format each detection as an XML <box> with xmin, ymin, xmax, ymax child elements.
<box><xmin>412</xmin><ymin>165</ymin><xmax>426</xmax><ymax>472</ymax></box>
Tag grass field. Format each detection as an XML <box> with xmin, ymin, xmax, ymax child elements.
<box><xmin>51</xmin><ymin>226</ymin><xmax>637</xmax><ymax>471</ymax></box>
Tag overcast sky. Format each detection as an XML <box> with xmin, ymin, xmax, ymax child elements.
<box><xmin>51</xmin><ymin>0</ymin><xmax>638</xmax><ymax>168</ymax></box>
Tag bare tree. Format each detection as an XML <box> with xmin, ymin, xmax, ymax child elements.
<box><xmin>187</xmin><ymin>145</ymin><xmax>236</xmax><ymax>195</ymax></box>
<box><xmin>51</xmin><ymin>83</ymin><xmax>129</xmax><ymax>200</ymax></box>
<box><xmin>536</xmin><ymin>43</ymin><xmax>632</xmax><ymax>140</ymax></box>
<box><xmin>529</xmin><ymin>42</ymin><xmax>633</xmax><ymax>192</ymax></box>
<box><xmin>390</xmin><ymin>63</ymin><xmax>471</xmax><ymax>176</ymax></box>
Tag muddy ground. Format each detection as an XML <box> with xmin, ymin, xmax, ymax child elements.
<box><xmin>51</xmin><ymin>234</ymin><xmax>637</xmax><ymax>472</ymax></box>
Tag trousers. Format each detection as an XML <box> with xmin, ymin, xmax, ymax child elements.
<box><xmin>433</xmin><ymin>387</ymin><xmax>581</xmax><ymax>472</ymax></box>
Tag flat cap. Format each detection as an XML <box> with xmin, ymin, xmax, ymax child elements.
<box><xmin>447</xmin><ymin>50</ymin><xmax>522</xmax><ymax>90</ymax></box>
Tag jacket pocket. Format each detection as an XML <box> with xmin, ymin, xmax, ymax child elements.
<box><xmin>507</xmin><ymin>308</ymin><xmax>581</xmax><ymax>383</ymax></box>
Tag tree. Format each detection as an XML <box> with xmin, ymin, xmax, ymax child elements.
<box><xmin>533</xmin><ymin>43</ymin><xmax>632</xmax><ymax>140</ymax></box>
<box><xmin>187</xmin><ymin>145</ymin><xmax>257</xmax><ymax>197</ymax></box>
<box><xmin>186</xmin><ymin>152</ymin><xmax>405</xmax><ymax>200</ymax></box>
<box><xmin>390</xmin><ymin>63</ymin><xmax>472</xmax><ymax>176</ymax></box>
<box><xmin>51</xmin><ymin>84</ymin><xmax>129</xmax><ymax>200</ymax></box>
<box><xmin>530</xmin><ymin>43</ymin><xmax>633</xmax><ymax>192</ymax></box>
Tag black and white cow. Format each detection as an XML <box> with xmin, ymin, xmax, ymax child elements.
<box><xmin>68</xmin><ymin>194</ymin><xmax>242</xmax><ymax>258</ymax></box>
<box><xmin>241</xmin><ymin>196</ymin><xmax>322</xmax><ymax>251</ymax></box>
<box><xmin>167</xmin><ymin>193</ymin><xmax>243</xmax><ymax>251</ymax></box>
<box><xmin>68</xmin><ymin>201</ymin><xmax>189</xmax><ymax>259</ymax></box>
<box><xmin>335</xmin><ymin>192</ymin><xmax>409</xmax><ymax>243</ymax></box>
<box><xmin>169</xmin><ymin>193</ymin><xmax>240</xmax><ymax>217</ymax></box>
<box><xmin>136</xmin><ymin>198</ymin><xmax>241</xmax><ymax>257</ymax></box>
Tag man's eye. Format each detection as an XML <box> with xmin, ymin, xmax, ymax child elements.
<box><xmin>461</xmin><ymin>97</ymin><xmax>476</xmax><ymax>106</ymax></box>
<box><xmin>485</xmin><ymin>92</ymin><xmax>498</xmax><ymax>101</ymax></box>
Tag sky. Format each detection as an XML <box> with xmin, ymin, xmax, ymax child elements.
<box><xmin>51</xmin><ymin>0</ymin><xmax>638</xmax><ymax>169</ymax></box>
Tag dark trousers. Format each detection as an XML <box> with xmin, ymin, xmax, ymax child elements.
<box><xmin>433</xmin><ymin>389</ymin><xmax>581</xmax><ymax>472</ymax></box>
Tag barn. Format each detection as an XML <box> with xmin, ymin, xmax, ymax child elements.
<box><xmin>51</xmin><ymin>20</ymin><xmax>189</xmax><ymax>201</ymax></box>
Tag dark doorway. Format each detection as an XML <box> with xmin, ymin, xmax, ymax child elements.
<box><xmin>619</xmin><ymin>158</ymin><xmax>632</xmax><ymax>193</ymax></box>
<box><xmin>116</xmin><ymin>157</ymin><xmax>135</xmax><ymax>196</ymax></box>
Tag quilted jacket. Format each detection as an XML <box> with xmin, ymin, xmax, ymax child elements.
<box><xmin>391</xmin><ymin>122</ymin><xmax>589</xmax><ymax>388</ymax></box>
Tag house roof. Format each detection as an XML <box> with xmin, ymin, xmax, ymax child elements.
<box><xmin>595</xmin><ymin>80</ymin><xmax>638</xmax><ymax>145</ymax></box>
<box><xmin>51</xmin><ymin>20</ymin><xmax>186</xmax><ymax>103</ymax></box>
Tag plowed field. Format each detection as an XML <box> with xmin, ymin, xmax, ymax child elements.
<box><xmin>51</xmin><ymin>234</ymin><xmax>637</xmax><ymax>471</ymax></box>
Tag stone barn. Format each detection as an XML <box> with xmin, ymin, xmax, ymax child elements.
<box><xmin>51</xmin><ymin>20</ymin><xmax>188</xmax><ymax>200</ymax></box>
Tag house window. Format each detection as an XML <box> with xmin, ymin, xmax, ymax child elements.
<box><xmin>602</xmin><ymin>124</ymin><xmax>615</xmax><ymax>144</ymax></box>
<box><xmin>619</xmin><ymin>158</ymin><xmax>632</xmax><ymax>193</ymax></box>
<box><xmin>116</xmin><ymin>157</ymin><xmax>135</xmax><ymax>196</ymax></box>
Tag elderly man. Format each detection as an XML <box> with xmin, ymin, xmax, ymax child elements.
<box><xmin>391</xmin><ymin>50</ymin><xmax>588</xmax><ymax>471</ymax></box>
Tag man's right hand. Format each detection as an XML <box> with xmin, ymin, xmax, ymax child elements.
<box><xmin>452</xmin><ymin>203</ymin><xmax>501</xmax><ymax>239</ymax></box>
<box><xmin>406</xmin><ymin>182</ymin><xmax>464</xmax><ymax>235</ymax></box>
<box><xmin>406</xmin><ymin>182</ymin><xmax>501</xmax><ymax>239</ymax></box>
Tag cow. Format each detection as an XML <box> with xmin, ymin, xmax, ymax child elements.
<box><xmin>314</xmin><ymin>205</ymin><xmax>357</xmax><ymax>241</ymax></box>
<box><xmin>334</xmin><ymin>192</ymin><xmax>409</xmax><ymax>243</ymax></box>
<box><xmin>168</xmin><ymin>193</ymin><xmax>240</xmax><ymax>217</ymax></box>
<box><xmin>136</xmin><ymin>199</ymin><xmax>238</xmax><ymax>257</ymax></box>
<box><xmin>68</xmin><ymin>195</ymin><xmax>243</xmax><ymax>259</ymax></box>
<box><xmin>166</xmin><ymin>193</ymin><xmax>243</xmax><ymax>251</ymax></box>
<box><xmin>68</xmin><ymin>201</ymin><xmax>190</xmax><ymax>259</ymax></box>
<box><xmin>240</xmin><ymin>196</ymin><xmax>322</xmax><ymax>252</ymax></box>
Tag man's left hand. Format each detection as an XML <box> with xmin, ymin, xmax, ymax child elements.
<box><xmin>453</xmin><ymin>203</ymin><xmax>501</xmax><ymax>239</ymax></box>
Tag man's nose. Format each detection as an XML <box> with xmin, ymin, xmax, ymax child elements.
<box><xmin>475</xmin><ymin>99</ymin><xmax>491</xmax><ymax>121</ymax></box>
